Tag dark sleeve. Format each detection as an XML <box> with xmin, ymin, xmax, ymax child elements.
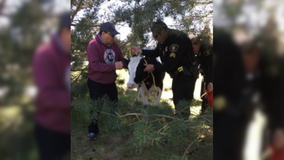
<box><xmin>154</xmin><ymin>38</ymin><xmax>190</xmax><ymax>72</ymax></box>
<box><xmin>142</xmin><ymin>45</ymin><xmax>160</xmax><ymax>58</ymax></box>
<box><xmin>203</xmin><ymin>47</ymin><xmax>213</xmax><ymax>83</ymax></box>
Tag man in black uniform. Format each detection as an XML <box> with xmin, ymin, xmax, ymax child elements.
<box><xmin>131</xmin><ymin>19</ymin><xmax>197</xmax><ymax>118</ymax></box>
<box><xmin>191</xmin><ymin>37</ymin><xmax>213</xmax><ymax>114</ymax></box>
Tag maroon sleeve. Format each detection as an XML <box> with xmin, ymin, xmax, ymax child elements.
<box><xmin>87</xmin><ymin>42</ymin><xmax>116</xmax><ymax>72</ymax></box>
<box><xmin>33</xmin><ymin>49</ymin><xmax>70</xmax><ymax>110</ymax></box>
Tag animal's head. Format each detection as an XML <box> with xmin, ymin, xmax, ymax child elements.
<box><xmin>127</xmin><ymin>55</ymin><xmax>148</xmax><ymax>89</ymax></box>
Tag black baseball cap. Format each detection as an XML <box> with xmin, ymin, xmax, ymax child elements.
<box><xmin>151</xmin><ymin>19</ymin><xmax>168</xmax><ymax>34</ymax></box>
<box><xmin>100</xmin><ymin>22</ymin><xmax>120</xmax><ymax>35</ymax></box>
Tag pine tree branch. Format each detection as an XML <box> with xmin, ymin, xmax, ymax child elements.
<box><xmin>91</xmin><ymin>110</ymin><xmax>180</xmax><ymax>121</ymax></box>
<box><xmin>127</xmin><ymin>120</ymin><xmax>142</xmax><ymax>126</ymax></box>
<box><xmin>194</xmin><ymin>0</ymin><xmax>213</xmax><ymax>5</ymax></box>
<box><xmin>158</xmin><ymin>121</ymin><xmax>173</xmax><ymax>133</ymax></box>
<box><xmin>71</xmin><ymin>23</ymin><xmax>101</xmax><ymax>27</ymax></box>
<box><xmin>71</xmin><ymin>73</ymin><xmax>82</xmax><ymax>85</ymax></box>
<box><xmin>94</xmin><ymin>110</ymin><xmax>120</xmax><ymax>117</ymax></box>
<box><xmin>119</xmin><ymin>113</ymin><xmax>144</xmax><ymax>118</ymax></box>
<box><xmin>186</xmin><ymin>13</ymin><xmax>213</xmax><ymax>20</ymax></box>
<box><xmin>152</xmin><ymin>114</ymin><xmax>177</xmax><ymax>120</ymax></box>
<box><xmin>118</xmin><ymin>39</ymin><xmax>131</xmax><ymax>49</ymax></box>
<box><xmin>199</xmin><ymin>115</ymin><xmax>213</xmax><ymax>124</ymax></box>
<box><xmin>71</xmin><ymin>0</ymin><xmax>84</xmax><ymax>23</ymax></box>
<box><xmin>71</xmin><ymin>68</ymin><xmax>88</xmax><ymax>72</ymax></box>
<box><xmin>71</xmin><ymin>66</ymin><xmax>88</xmax><ymax>84</ymax></box>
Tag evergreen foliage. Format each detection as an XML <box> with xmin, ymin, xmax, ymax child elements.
<box><xmin>71</xmin><ymin>0</ymin><xmax>213</xmax><ymax>159</ymax></box>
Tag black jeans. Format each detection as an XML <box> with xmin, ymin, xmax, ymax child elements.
<box><xmin>87</xmin><ymin>78</ymin><xmax>118</xmax><ymax>114</ymax></box>
<box><xmin>172</xmin><ymin>74</ymin><xmax>196</xmax><ymax>118</ymax></box>
<box><xmin>35</xmin><ymin>123</ymin><xmax>70</xmax><ymax>160</ymax></box>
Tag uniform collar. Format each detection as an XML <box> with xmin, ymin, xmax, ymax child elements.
<box><xmin>164</xmin><ymin>29</ymin><xmax>173</xmax><ymax>45</ymax></box>
<box><xmin>198</xmin><ymin>45</ymin><xmax>206</xmax><ymax>55</ymax></box>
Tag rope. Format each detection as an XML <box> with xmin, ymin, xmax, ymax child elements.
<box><xmin>129</xmin><ymin>47</ymin><xmax>159</xmax><ymax>103</ymax></box>
<box><xmin>128</xmin><ymin>47</ymin><xmax>132</xmax><ymax>58</ymax></box>
<box><xmin>200</xmin><ymin>92</ymin><xmax>207</xmax><ymax>99</ymax></box>
<box><xmin>143</xmin><ymin>58</ymin><xmax>159</xmax><ymax>100</ymax></box>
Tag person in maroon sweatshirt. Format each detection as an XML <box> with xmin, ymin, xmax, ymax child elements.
<box><xmin>87</xmin><ymin>22</ymin><xmax>126</xmax><ymax>135</ymax></box>
<box><xmin>32</xmin><ymin>12</ymin><xmax>70</xmax><ymax>160</ymax></box>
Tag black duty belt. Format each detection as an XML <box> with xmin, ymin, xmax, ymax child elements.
<box><xmin>174</xmin><ymin>66</ymin><xmax>192</xmax><ymax>77</ymax></box>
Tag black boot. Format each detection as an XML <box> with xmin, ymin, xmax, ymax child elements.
<box><xmin>89</xmin><ymin>110</ymin><xmax>100</xmax><ymax>134</ymax></box>
<box><xmin>88</xmin><ymin>118</ymin><xmax>99</xmax><ymax>135</ymax></box>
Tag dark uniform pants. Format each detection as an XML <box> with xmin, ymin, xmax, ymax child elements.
<box><xmin>172</xmin><ymin>74</ymin><xmax>196</xmax><ymax>118</ymax></box>
<box><xmin>201</xmin><ymin>77</ymin><xmax>209</xmax><ymax>113</ymax></box>
<box><xmin>214</xmin><ymin>115</ymin><xmax>248</xmax><ymax>160</ymax></box>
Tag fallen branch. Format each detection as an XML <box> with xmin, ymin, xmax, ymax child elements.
<box><xmin>183</xmin><ymin>134</ymin><xmax>202</xmax><ymax>159</ymax></box>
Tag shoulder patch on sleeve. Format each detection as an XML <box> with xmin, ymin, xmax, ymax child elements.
<box><xmin>170</xmin><ymin>52</ymin><xmax>176</xmax><ymax>58</ymax></box>
<box><xmin>204</xmin><ymin>49</ymin><xmax>212</xmax><ymax>56</ymax></box>
<box><xmin>169</xmin><ymin>44</ymin><xmax>179</xmax><ymax>52</ymax></box>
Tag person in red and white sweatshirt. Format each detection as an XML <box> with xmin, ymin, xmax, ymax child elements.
<box><xmin>33</xmin><ymin>12</ymin><xmax>70</xmax><ymax>160</ymax></box>
<box><xmin>87</xmin><ymin>22</ymin><xmax>126</xmax><ymax>134</ymax></box>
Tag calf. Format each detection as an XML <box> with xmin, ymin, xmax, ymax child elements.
<box><xmin>127</xmin><ymin>55</ymin><xmax>165</xmax><ymax>106</ymax></box>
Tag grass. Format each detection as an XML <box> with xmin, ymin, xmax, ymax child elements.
<box><xmin>71</xmin><ymin>70</ymin><xmax>213</xmax><ymax>160</ymax></box>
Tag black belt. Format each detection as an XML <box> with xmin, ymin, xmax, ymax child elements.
<box><xmin>173</xmin><ymin>66</ymin><xmax>192</xmax><ymax>77</ymax></box>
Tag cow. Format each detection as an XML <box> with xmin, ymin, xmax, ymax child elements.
<box><xmin>127</xmin><ymin>55</ymin><xmax>165</xmax><ymax>106</ymax></box>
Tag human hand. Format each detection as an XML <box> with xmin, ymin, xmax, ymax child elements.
<box><xmin>144</xmin><ymin>64</ymin><xmax>155</xmax><ymax>72</ymax></box>
<box><xmin>207</xmin><ymin>82</ymin><xmax>213</xmax><ymax>92</ymax></box>
<box><xmin>115</xmin><ymin>61</ymin><xmax>123</xmax><ymax>69</ymax></box>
